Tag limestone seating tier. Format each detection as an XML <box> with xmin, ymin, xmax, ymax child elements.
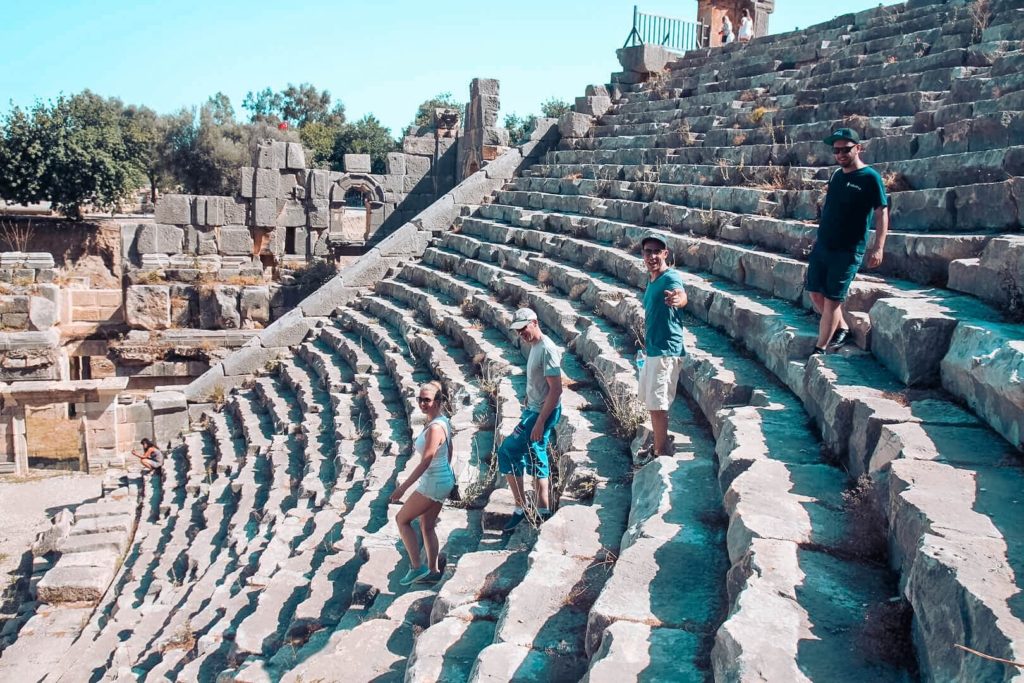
<box><xmin>417</xmin><ymin>224</ymin><xmax>917</xmax><ymax>679</ymax></box>
<box><xmin>448</xmin><ymin>137</ymin><xmax>1024</xmax><ymax>671</ymax></box>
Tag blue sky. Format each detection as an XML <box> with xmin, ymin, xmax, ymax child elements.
<box><xmin>1</xmin><ymin>0</ymin><xmax>887</xmax><ymax>136</ymax></box>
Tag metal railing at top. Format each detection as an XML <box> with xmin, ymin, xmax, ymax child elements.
<box><xmin>624</xmin><ymin>5</ymin><xmax>707</xmax><ymax>53</ymax></box>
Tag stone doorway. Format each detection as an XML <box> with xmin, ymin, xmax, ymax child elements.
<box><xmin>24</xmin><ymin>404</ymin><xmax>84</xmax><ymax>471</ymax></box>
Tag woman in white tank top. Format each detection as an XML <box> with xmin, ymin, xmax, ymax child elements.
<box><xmin>390</xmin><ymin>380</ymin><xmax>455</xmax><ymax>586</ymax></box>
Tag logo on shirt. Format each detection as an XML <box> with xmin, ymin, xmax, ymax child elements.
<box><xmin>845</xmin><ymin>182</ymin><xmax>862</xmax><ymax>191</ymax></box>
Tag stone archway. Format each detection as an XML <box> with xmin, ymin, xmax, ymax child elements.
<box><xmin>330</xmin><ymin>174</ymin><xmax>386</xmax><ymax>244</ymax></box>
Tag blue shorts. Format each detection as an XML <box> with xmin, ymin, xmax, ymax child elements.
<box><xmin>805</xmin><ymin>245</ymin><xmax>863</xmax><ymax>302</ymax></box>
<box><xmin>497</xmin><ymin>406</ymin><xmax>561</xmax><ymax>479</ymax></box>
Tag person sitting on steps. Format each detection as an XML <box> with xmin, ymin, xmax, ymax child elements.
<box><xmin>390</xmin><ymin>380</ymin><xmax>456</xmax><ymax>586</ymax></box>
<box><xmin>805</xmin><ymin>128</ymin><xmax>890</xmax><ymax>356</ymax></box>
<box><xmin>130</xmin><ymin>438</ymin><xmax>164</xmax><ymax>475</ymax></box>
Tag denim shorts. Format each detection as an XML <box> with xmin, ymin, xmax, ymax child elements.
<box><xmin>497</xmin><ymin>406</ymin><xmax>561</xmax><ymax>479</ymax></box>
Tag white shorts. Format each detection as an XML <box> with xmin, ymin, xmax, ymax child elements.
<box><xmin>638</xmin><ymin>355</ymin><xmax>685</xmax><ymax>411</ymax></box>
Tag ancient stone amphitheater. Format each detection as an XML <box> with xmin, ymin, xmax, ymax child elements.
<box><xmin>4</xmin><ymin>0</ymin><xmax>1024</xmax><ymax>680</ymax></box>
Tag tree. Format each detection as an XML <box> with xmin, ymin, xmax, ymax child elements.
<box><xmin>122</xmin><ymin>105</ymin><xmax>193</xmax><ymax>203</ymax></box>
<box><xmin>0</xmin><ymin>104</ymin><xmax>49</xmax><ymax>207</ymax></box>
<box><xmin>330</xmin><ymin>115</ymin><xmax>398</xmax><ymax>175</ymax></box>
<box><xmin>406</xmin><ymin>92</ymin><xmax>464</xmax><ymax>135</ymax></box>
<box><xmin>205</xmin><ymin>92</ymin><xmax>236</xmax><ymax>126</ymax></box>
<box><xmin>540</xmin><ymin>97</ymin><xmax>572</xmax><ymax>119</ymax></box>
<box><xmin>242</xmin><ymin>83</ymin><xmax>344</xmax><ymax>128</ymax></box>
<box><xmin>504</xmin><ymin>112</ymin><xmax>538</xmax><ymax>147</ymax></box>
<box><xmin>0</xmin><ymin>91</ymin><xmax>143</xmax><ymax>219</ymax></box>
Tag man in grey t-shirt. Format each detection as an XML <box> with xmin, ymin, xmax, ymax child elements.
<box><xmin>497</xmin><ymin>307</ymin><xmax>563</xmax><ymax>532</ymax></box>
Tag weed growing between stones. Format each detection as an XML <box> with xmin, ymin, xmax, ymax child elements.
<box><xmin>969</xmin><ymin>0</ymin><xmax>991</xmax><ymax>43</ymax></box>
<box><xmin>210</xmin><ymin>385</ymin><xmax>226</xmax><ymax>408</ymax></box>
<box><xmin>0</xmin><ymin>215</ymin><xmax>35</xmax><ymax>252</ymax></box>
<box><xmin>648</xmin><ymin>71</ymin><xmax>673</xmax><ymax>101</ymax></box>
<box><xmin>1000</xmin><ymin>265</ymin><xmax>1024</xmax><ymax>323</ymax></box>
<box><xmin>857</xmin><ymin>598</ymin><xmax>918</xmax><ymax>673</ymax></box>
<box><xmin>882</xmin><ymin>171</ymin><xmax>912</xmax><ymax>193</ymax></box>
<box><xmin>161</xmin><ymin>620</ymin><xmax>197</xmax><ymax>653</ymax></box>
<box><xmin>838</xmin><ymin>475</ymin><xmax>888</xmax><ymax>563</ymax></box>
<box><xmin>594</xmin><ymin>370</ymin><xmax>649</xmax><ymax>441</ymax></box>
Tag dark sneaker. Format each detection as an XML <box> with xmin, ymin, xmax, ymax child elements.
<box><xmin>502</xmin><ymin>511</ymin><xmax>526</xmax><ymax>533</ymax></box>
<box><xmin>829</xmin><ymin>328</ymin><xmax>850</xmax><ymax>348</ymax></box>
<box><xmin>537</xmin><ymin>509</ymin><xmax>554</xmax><ymax>523</ymax></box>
<box><xmin>810</xmin><ymin>347</ymin><xmax>827</xmax><ymax>357</ymax></box>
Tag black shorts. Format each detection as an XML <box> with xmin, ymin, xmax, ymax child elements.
<box><xmin>805</xmin><ymin>246</ymin><xmax>862</xmax><ymax>302</ymax></box>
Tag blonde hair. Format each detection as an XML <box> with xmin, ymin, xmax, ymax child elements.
<box><xmin>419</xmin><ymin>380</ymin><xmax>449</xmax><ymax>412</ymax></box>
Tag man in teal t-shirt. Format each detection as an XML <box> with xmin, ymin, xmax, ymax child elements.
<box><xmin>805</xmin><ymin>128</ymin><xmax>889</xmax><ymax>355</ymax></box>
<box><xmin>639</xmin><ymin>232</ymin><xmax>687</xmax><ymax>458</ymax></box>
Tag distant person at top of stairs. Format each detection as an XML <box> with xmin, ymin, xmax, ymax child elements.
<box><xmin>130</xmin><ymin>438</ymin><xmax>164</xmax><ymax>474</ymax></box>
<box><xmin>806</xmin><ymin>128</ymin><xmax>890</xmax><ymax>356</ymax></box>
<box><xmin>737</xmin><ymin>9</ymin><xmax>753</xmax><ymax>42</ymax></box>
<box><xmin>638</xmin><ymin>232</ymin><xmax>688</xmax><ymax>459</ymax></box>
<box><xmin>390</xmin><ymin>380</ymin><xmax>455</xmax><ymax>586</ymax></box>
<box><xmin>720</xmin><ymin>14</ymin><xmax>734</xmax><ymax>44</ymax></box>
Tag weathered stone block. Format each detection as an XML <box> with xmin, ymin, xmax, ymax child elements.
<box><xmin>136</xmin><ymin>224</ymin><xmax>184</xmax><ymax>255</ymax></box>
<box><xmin>308</xmin><ymin>200</ymin><xmax>329</xmax><ymax>229</ymax></box>
<box><xmin>240</xmin><ymin>286</ymin><xmax>270</xmax><ymax>326</ymax></box>
<box><xmin>277</xmin><ymin>200</ymin><xmax>307</xmax><ymax>228</ymax></box>
<box><xmin>255</xmin><ymin>169</ymin><xmax>280</xmax><ymax>199</ymax></box>
<box><xmin>224</xmin><ymin>196</ymin><xmax>248</xmax><ymax>224</ymax></box>
<box><xmin>239</xmin><ymin>166</ymin><xmax>256</xmax><ymax>198</ymax></box>
<box><xmin>286</xmin><ymin>142</ymin><xmax>306</xmax><ymax>170</ymax></box>
<box><xmin>199</xmin><ymin>286</ymin><xmax>241</xmax><ymax>330</ymax></box>
<box><xmin>870</xmin><ymin>298</ymin><xmax>959</xmax><ymax>386</ymax></box>
<box><xmin>559</xmin><ymin>112</ymin><xmax>594</xmax><ymax>138</ymax></box>
<box><xmin>253</xmin><ymin>198</ymin><xmax>277</xmax><ymax>227</ymax></box>
<box><xmin>36</xmin><ymin>564</ymin><xmax>114</xmax><ymax>604</ymax></box>
<box><xmin>126</xmin><ymin>285</ymin><xmax>171</xmax><ymax>330</ymax></box>
<box><xmin>219</xmin><ymin>226</ymin><xmax>254</xmax><ymax>256</ymax></box>
<box><xmin>616</xmin><ymin>44</ymin><xmax>672</xmax><ymax>73</ymax></box>
<box><xmin>386</xmin><ymin>153</ymin><xmax>406</xmax><ymax>176</ymax></box>
<box><xmin>308</xmin><ymin>169</ymin><xmax>330</xmax><ymax>200</ymax></box>
<box><xmin>402</xmin><ymin>136</ymin><xmax>436</xmax><ymax>156</ymax></box>
<box><xmin>28</xmin><ymin>296</ymin><xmax>57</xmax><ymax>331</ymax></box>
<box><xmin>405</xmin><ymin>155</ymin><xmax>431</xmax><ymax>177</ymax></box>
<box><xmin>154</xmin><ymin>194</ymin><xmax>191</xmax><ymax>225</ymax></box>
<box><xmin>575</xmin><ymin>95</ymin><xmax>612</xmax><ymax>117</ymax></box>
<box><xmin>343</xmin><ymin>154</ymin><xmax>372</xmax><ymax>173</ymax></box>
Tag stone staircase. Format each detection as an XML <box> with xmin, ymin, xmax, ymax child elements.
<box><xmin>4</xmin><ymin>0</ymin><xmax>1024</xmax><ymax>680</ymax></box>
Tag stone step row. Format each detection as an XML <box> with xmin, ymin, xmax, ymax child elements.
<box><xmin>416</xmin><ymin>232</ymin><xmax>911</xmax><ymax>679</ymax></box>
<box><xmin>372</xmin><ymin>265</ymin><xmax>640</xmax><ymax>678</ymax></box>
<box><xmin>487</xmin><ymin>198</ymin><xmax>986</xmax><ymax>296</ymax></box>
<box><xmin>534</xmin><ymin>144</ymin><xmax>1024</xmax><ymax>197</ymax></box>
<box><xmin>465</xmin><ymin>203</ymin><xmax>1024</xmax><ymax>452</ymax></box>
<box><xmin>144</xmin><ymin>334</ymin><xmax>393</xmax><ymax>678</ymax></box>
<box><xmin>461</xmin><ymin>203</ymin><xmax>1024</xmax><ymax>673</ymax></box>
<box><xmin>270</xmin><ymin>298</ymin><xmax>507</xmax><ymax>680</ymax></box>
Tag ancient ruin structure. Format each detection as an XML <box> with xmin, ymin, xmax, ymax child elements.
<box><xmin>0</xmin><ymin>79</ymin><xmax>506</xmax><ymax>476</ymax></box>
<box><xmin>698</xmin><ymin>0</ymin><xmax>776</xmax><ymax>47</ymax></box>
<box><xmin>2</xmin><ymin>0</ymin><xmax>1024</xmax><ymax>681</ymax></box>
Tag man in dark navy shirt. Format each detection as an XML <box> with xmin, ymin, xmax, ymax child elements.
<box><xmin>805</xmin><ymin>128</ymin><xmax>889</xmax><ymax>355</ymax></box>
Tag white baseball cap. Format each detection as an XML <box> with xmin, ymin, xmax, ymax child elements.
<box><xmin>509</xmin><ymin>308</ymin><xmax>538</xmax><ymax>330</ymax></box>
